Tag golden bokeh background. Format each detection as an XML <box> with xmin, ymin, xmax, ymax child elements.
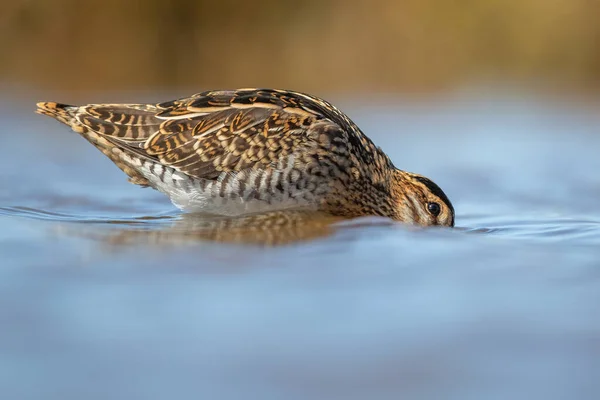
<box><xmin>2</xmin><ymin>0</ymin><xmax>600</xmax><ymax>96</ymax></box>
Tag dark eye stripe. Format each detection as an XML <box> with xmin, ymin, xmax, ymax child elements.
<box><xmin>414</xmin><ymin>176</ymin><xmax>454</xmax><ymax>215</ymax></box>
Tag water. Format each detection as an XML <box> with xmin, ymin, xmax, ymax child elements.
<box><xmin>1</xmin><ymin>92</ymin><xmax>599</xmax><ymax>399</ymax></box>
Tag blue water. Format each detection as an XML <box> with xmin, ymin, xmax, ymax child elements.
<box><xmin>0</xmin><ymin>92</ymin><xmax>599</xmax><ymax>399</ymax></box>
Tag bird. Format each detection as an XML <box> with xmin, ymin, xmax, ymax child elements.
<box><xmin>36</xmin><ymin>88</ymin><xmax>454</xmax><ymax>227</ymax></box>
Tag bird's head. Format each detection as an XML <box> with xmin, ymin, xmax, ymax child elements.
<box><xmin>390</xmin><ymin>171</ymin><xmax>455</xmax><ymax>227</ymax></box>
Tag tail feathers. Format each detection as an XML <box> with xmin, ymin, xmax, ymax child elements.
<box><xmin>36</xmin><ymin>101</ymin><xmax>154</xmax><ymax>188</ymax></box>
<box><xmin>36</xmin><ymin>102</ymin><xmax>82</xmax><ymax>130</ymax></box>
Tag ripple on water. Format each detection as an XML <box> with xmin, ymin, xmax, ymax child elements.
<box><xmin>1</xmin><ymin>95</ymin><xmax>600</xmax><ymax>399</ymax></box>
<box><xmin>1</xmin><ymin>202</ymin><xmax>600</xmax><ymax>248</ymax></box>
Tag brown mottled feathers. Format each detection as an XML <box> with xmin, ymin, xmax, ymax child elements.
<box><xmin>36</xmin><ymin>89</ymin><xmax>456</xmax><ymax>226</ymax></box>
<box><xmin>37</xmin><ymin>89</ymin><xmax>392</xmax><ymax>187</ymax></box>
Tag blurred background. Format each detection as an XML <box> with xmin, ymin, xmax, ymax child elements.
<box><xmin>2</xmin><ymin>2</ymin><xmax>600</xmax><ymax>399</ymax></box>
<box><xmin>2</xmin><ymin>0</ymin><xmax>600</xmax><ymax>97</ymax></box>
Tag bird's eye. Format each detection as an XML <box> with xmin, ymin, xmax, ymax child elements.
<box><xmin>427</xmin><ymin>202</ymin><xmax>441</xmax><ymax>216</ymax></box>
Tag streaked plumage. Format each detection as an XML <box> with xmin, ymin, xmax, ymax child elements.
<box><xmin>36</xmin><ymin>88</ymin><xmax>454</xmax><ymax>226</ymax></box>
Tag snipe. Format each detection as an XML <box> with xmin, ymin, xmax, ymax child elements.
<box><xmin>37</xmin><ymin>89</ymin><xmax>454</xmax><ymax>227</ymax></box>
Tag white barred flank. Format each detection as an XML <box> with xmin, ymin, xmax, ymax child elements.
<box><xmin>130</xmin><ymin>153</ymin><xmax>319</xmax><ymax>216</ymax></box>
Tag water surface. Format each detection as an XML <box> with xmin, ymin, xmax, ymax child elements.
<box><xmin>0</xmin><ymin>92</ymin><xmax>599</xmax><ymax>399</ymax></box>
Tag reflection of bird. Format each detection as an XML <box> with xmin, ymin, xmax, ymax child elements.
<box><xmin>37</xmin><ymin>89</ymin><xmax>454</xmax><ymax>226</ymax></box>
<box><xmin>99</xmin><ymin>211</ymin><xmax>348</xmax><ymax>247</ymax></box>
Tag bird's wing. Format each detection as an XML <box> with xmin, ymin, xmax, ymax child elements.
<box><xmin>38</xmin><ymin>89</ymin><xmax>352</xmax><ymax>183</ymax></box>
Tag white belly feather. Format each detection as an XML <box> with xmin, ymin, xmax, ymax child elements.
<box><xmin>133</xmin><ymin>156</ymin><xmax>321</xmax><ymax>216</ymax></box>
